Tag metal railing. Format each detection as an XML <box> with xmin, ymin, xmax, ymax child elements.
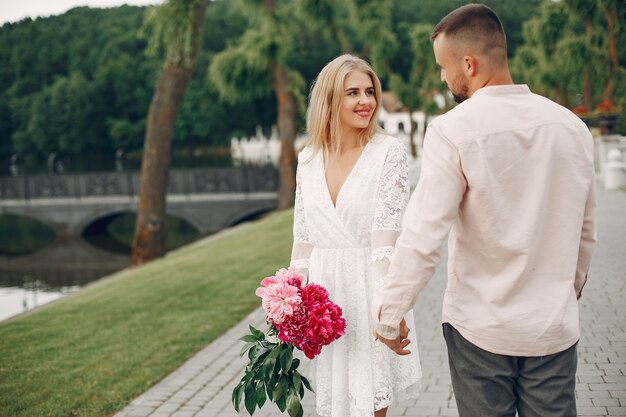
<box><xmin>0</xmin><ymin>167</ymin><xmax>279</xmax><ymax>200</ymax></box>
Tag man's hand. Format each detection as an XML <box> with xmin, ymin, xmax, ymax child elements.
<box><xmin>373</xmin><ymin>319</ymin><xmax>411</xmax><ymax>355</ymax></box>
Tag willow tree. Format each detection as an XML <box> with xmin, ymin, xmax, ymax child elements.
<box><xmin>131</xmin><ymin>0</ymin><xmax>209</xmax><ymax>266</ymax></box>
<box><xmin>512</xmin><ymin>0</ymin><xmax>623</xmax><ymax>110</ymax></box>
<box><xmin>511</xmin><ymin>1</ymin><xmax>572</xmax><ymax>105</ymax></box>
<box><xmin>388</xmin><ymin>24</ymin><xmax>439</xmax><ymax>157</ymax></box>
<box><xmin>599</xmin><ymin>0</ymin><xmax>622</xmax><ymax>101</ymax></box>
<box><xmin>349</xmin><ymin>0</ymin><xmax>397</xmax><ymax>76</ymax></box>
<box><xmin>564</xmin><ymin>0</ymin><xmax>599</xmax><ymax>107</ymax></box>
<box><xmin>209</xmin><ymin>0</ymin><xmax>305</xmax><ymax>210</ymax></box>
<box><xmin>299</xmin><ymin>0</ymin><xmax>351</xmax><ymax>53</ymax></box>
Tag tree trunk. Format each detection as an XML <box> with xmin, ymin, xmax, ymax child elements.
<box><xmin>271</xmin><ymin>61</ymin><xmax>297</xmax><ymax>209</ymax></box>
<box><xmin>131</xmin><ymin>0</ymin><xmax>208</xmax><ymax>266</ymax></box>
<box><xmin>603</xmin><ymin>0</ymin><xmax>618</xmax><ymax>101</ymax></box>
<box><xmin>330</xmin><ymin>22</ymin><xmax>351</xmax><ymax>53</ymax></box>
<box><xmin>583</xmin><ymin>18</ymin><xmax>593</xmax><ymax>106</ymax></box>
<box><xmin>407</xmin><ymin>110</ymin><xmax>417</xmax><ymax>157</ymax></box>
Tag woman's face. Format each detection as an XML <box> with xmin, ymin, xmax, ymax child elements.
<box><xmin>339</xmin><ymin>71</ymin><xmax>376</xmax><ymax>134</ymax></box>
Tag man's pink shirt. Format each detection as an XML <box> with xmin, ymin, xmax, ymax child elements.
<box><xmin>374</xmin><ymin>84</ymin><xmax>596</xmax><ymax>357</ymax></box>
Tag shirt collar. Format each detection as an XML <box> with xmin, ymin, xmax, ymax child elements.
<box><xmin>472</xmin><ymin>84</ymin><xmax>531</xmax><ymax>97</ymax></box>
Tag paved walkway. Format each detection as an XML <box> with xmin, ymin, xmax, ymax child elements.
<box><xmin>115</xmin><ymin>187</ymin><xmax>626</xmax><ymax>417</ymax></box>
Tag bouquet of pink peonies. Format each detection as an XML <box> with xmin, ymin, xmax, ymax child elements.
<box><xmin>232</xmin><ymin>267</ymin><xmax>346</xmax><ymax>417</ymax></box>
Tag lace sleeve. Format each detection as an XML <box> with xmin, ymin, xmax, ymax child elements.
<box><xmin>371</xmin><ymin>139</ymin><xmax>410</xmax><ymax>286</ymax></box>
<box><xmin>290</xmin><ymin>162</ymin><xmax>313</xmax><ymax>278</ymax></box>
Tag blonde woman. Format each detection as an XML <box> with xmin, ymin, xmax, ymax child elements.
<box><xmin>290</xmin><ymin>54</ymin><xmax>422</xmax><ymax>417</ymax></box>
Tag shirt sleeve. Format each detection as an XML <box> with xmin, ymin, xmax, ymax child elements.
<box><xmin>373</xmin><ymin>125</ymin><xmax>466</xmax><ymax>339</ymax></box>
<box><xmin>370</xmin><ymin>139</ymin><xmax>410</xmax><ymax>290</ymax></box>
<box><xmin>290</xmin><ymin>162</ymin><xmax>314</xmax><ymax>279</ymax></box>
<box><xmin>574</xmin><ymin>174</ymin><xmax>596</xmax><ymax>298</ymax></box>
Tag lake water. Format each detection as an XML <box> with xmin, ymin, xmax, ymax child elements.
<box><xmin>0</xmin><ymin>237</ymin><xmax>130</xmax><ymax>322</ymax></box>
<box><xmin>0</xmin><ymin>210</ymin><xmax>201</xmax><ymax>322</ymax></box>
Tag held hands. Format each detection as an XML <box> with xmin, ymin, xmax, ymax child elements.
<box><xmin>373</xmin><ymin>319</ymin><xmax>411</xmax><ymax>356</ymax></box>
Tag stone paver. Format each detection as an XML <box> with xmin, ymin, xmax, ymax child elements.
<box><xmin>116</xmin><ymin>187</ymin><xmax>626</xmax><ymax>417</ymax></box>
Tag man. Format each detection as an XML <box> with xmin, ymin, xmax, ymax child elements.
<box><xmin>372</xmin><ymin>4</ymin><xmax>596</xmax><ymax>417</ymax></box>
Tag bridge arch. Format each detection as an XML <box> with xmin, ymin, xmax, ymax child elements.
<box><xmin>0</xmin><ymin>206</ymin><xmax>62</xmax><ymax>237</ymax></box>
<box><xmin>224</xmin><ymin>205</ymin><xmax>276</xmax><ymax>228</ymax></box>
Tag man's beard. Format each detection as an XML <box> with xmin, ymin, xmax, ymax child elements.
<box><xmin>451</xmin><ymin>81</ymin><xmax>469</xmax><ymax>104</ymax></box>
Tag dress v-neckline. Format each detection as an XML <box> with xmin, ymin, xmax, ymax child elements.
<box><xmin>322</xmin><ymin>139</ymin><xmax>372</xmax><ymax>209</ymax></box>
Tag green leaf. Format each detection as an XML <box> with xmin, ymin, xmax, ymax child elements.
<box><xmin>289</xmin><ymin>358</ymin><xmax>300</xmax><ymax>371</ymax></box>
<box><xmin>272</xmin><ymin>374</ymin><xmax>289</xmax><ymax>401</ymax></box>
<box><xmin>240</xmin><ymin>341</ymin><xmax>255</xmax><ymax>357</ymax></box>
<box><xmin>286</xmin><ymin>390</ymin><xmax>303</xmax><ymax>417</ymax></box>
<box><xmin>248</xmin><ymin>345</ymin><xmax>259</xmax><ymax>361</ymax></box>
<box><xmin>266</xmin><ymin>376</ymin><xmax>276</xmax><ymax>400</ymax></box>
<box><xmin>249</xmin><ymin>325</ymin><xmax>266</xmax><ymax>340</ymax></box>
<box><xmin>240</xmin><ymin>334</ymin><xmax>258</xmax><ymax>343</ymax></box>
<box><xmin>267</xmin><ymin>345</ymin><xmax>281</xmax><ymax>360</ymax></box>
<box><xmin>279</xmin><ymin>346</ymin><xmax>293</xmax><ymax>373</ymax></box>
<box><xmin>244</xmin><ymin>381</ymin><xmax>257</xmax><ymax>415</ymax></box>
<box><xmin>262</xmin><ymin>357</ymin><xmax>276</xmax><ymax>380</ymax></box>
<box><xmin>232</xmin><ymin>382</ymin><xmax>244</xmax><ymax>412</ymax></box>
<box><xmin>276</xmin><ymin>395</ymin><xmax>287</xmax><ymax>412</ymax></box>
<box><xmin>251</xmin><ymin>350</ymin><xmax>270</xmax><ymax>370</ymax></box>
<box><xmin>255</xmin><ymin>380</ymin><xmax>266</xmax><ymax>408</ymax></box>
<box><xmin>292</xmin><ymin>372</ymin><xmax>302</xmax><ymax>394</ymax></box>
<box><xmin>301</xmin><ymin>375</ymin><xmax>313</xmax><ymax>393</ymax></box>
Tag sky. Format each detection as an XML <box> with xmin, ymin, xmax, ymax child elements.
<box><xmin>0</xmin><ymin>0</ymin><xmax>165</xmax><ymax>26</ymax></box>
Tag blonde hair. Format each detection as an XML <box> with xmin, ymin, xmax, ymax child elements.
<box><xmin>306</xmin><ymin>54</ymin><xmax>383</xmax><ymax>154</ymax></box>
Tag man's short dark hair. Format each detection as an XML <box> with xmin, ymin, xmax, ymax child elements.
<box><xmin>431</xmin><ymin>3</ymin><xmax>507</xmax><ymax>65</ymax></box>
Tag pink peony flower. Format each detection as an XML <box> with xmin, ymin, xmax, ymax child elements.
<box><xmin>284</xmin><ymin>283</ymin><xmax>346</xmax><ymax>359</ymax></box>
<box><xmin>261</xmin><ymin>282</ymin><xmax>301</xmax><ymax>324</ymax></box>
<box><xmin>275</xmin><ymin>267</ymin><xmax>303</xmax><ymax>287</ymax></box>
<box><xmin>254</xmin><ymin>268</ymin><xmax>345</xmax><ymax>360</ymax></box>
<box><xmin>277</xmin><ymin>304</ymin><xmax>308</xmax><ymax>346</ymax></box>
<box><xmin>255</xmin><ymin>268</ymin><xmax>303</xmax><ymax>298</ymax></box>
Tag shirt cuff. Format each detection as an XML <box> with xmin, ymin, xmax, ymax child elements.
<box><xmin>372</xmin><ymin>304</ymin><xmax>401</xmax><ymax>339</ymax></box>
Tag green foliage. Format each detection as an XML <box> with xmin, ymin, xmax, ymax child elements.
<box><xmin>209</xmin><ymin>0</ymin><xmax>305</xmax><ymax>108</ymax></box>
<box><xmin>233</xmin><ymin>324</ymin><xmax>312</xmax><ymax>417</ymax></box>
<box><xmin>511</xmin><ymin>0</ymin><xmax>625</xmax><ymax>121</ymax></box>
<box><xmin>142</xmin><ymin>0</ymin><xmax>205</xmax><ymax>68</ymax></box>
<box><xmin>0</xmin><ymin>2</ymin><xmax>278</xmax><ymax>173</ymax></box>
<box><xmin>388</xmin><ymin>23</ymin><xmax>440</xmax><ymax>113</ymax></box>
<box><xmin>349</xmin><ymin>0</ymin><xmax>398</xmax><ymax>75</ymax></box>
<box><xmin>3</xmin><ymin>0</ymin><xmax>614</xmax><ymax>170</ymax></box>
<box><xmin>209</xmin><ymin>35</ymin><xmax>275</xmax><ymax>104</ymax></box>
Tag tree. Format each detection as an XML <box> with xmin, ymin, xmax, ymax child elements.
<box><xmin>564</xmin><ymin>0</ymin><xmax>599</xmax><ymax>106</ymax></box>
<box><xmin>209</xmin><ymin>0</ymin><xmax>305</xmax><ymax>210</ymax></box>
<box><xmin>299</xmin><ymin>0</ymin><xmax>351</xmax><ymax>53</ymax></box>
<box><xmin>599</xmin><ymin>0</ymin><xmax>622</xmax><ymax>101</ymax></box>
<box><xmin>131</xmin><ymin>0</ymin><xmax>209</xmax><ymax>266</ymax></box>
<box><xmin>388</xmin><ymin>23</ymin><xmax>439</xmax><ymax>157</ymax></box>
<box><xmin>511</xmin><ymin>1</ymin><xmax>573</xmax><ymax>106</ymax></box>
<box><xmin>512</xmin><ymin>0</ymin><xmax>625</xmax><ymax>112</ymax></box>
<box><xmin>350</xmin><ymin>0</ymin><xmax>397</xmax><ymax>76</ymax></box>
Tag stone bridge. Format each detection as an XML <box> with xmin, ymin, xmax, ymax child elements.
<box><xmin>0</xmin><ymin>167</ymin><xmax>279</xmax><ymax>237</ymax></box>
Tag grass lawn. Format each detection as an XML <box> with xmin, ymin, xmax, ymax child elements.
<box><xmin>0</xmin><ymin>209</ymin><xmax>293</xmax><ymax>417</ymax></box>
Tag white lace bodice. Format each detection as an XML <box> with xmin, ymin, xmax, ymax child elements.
<box><xmin>291</xmin><ymin>134</ymin><xmax>410</xmax><ymax>279</ymax></box>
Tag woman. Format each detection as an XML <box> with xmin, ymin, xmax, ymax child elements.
<box><xmin>290</xmin><ymin>54</ymin><xmax>422</xmax><ymax>417</ymax></box>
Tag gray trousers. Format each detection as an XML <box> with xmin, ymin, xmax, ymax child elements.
<box><xmin>443</xmin><ymin>323</ymin><xmax>577</xmax><ymax>417</ymax></box>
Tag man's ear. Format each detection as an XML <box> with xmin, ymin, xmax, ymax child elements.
<box><xmin>463</xmin><ymin>55</ymin><xmax>477</xmax><ymax>77</ymax></box>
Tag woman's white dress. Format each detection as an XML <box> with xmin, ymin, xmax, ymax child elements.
<box><xmin>290</xmin><ymin>134</ymin><xmax>422</xmax><ymax>417</ymax></box>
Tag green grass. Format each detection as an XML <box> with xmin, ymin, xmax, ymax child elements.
<box><xmin>0</xmin><ymin>210</ymin><xmax>293</xmax><ymax>417</ymax></box>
